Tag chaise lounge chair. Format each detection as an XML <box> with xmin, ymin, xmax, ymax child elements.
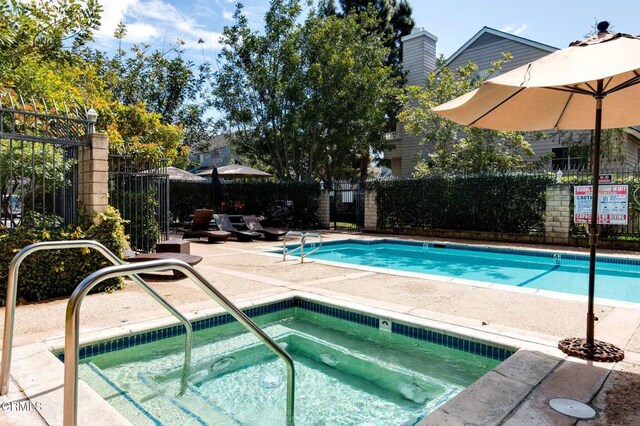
<box><xmin>242</xmin><ymin>215</ymin><xmax>288</xmax><ymax>241</ymax></box>
<box><xmin>181</xmin><ymin>209</ymin><xmax>231</xmax><ymax>243</ymax></box>
<box><xmin>213</xmin><ymin>214</ymin><xmax>261</xmax><ymax>242</ymax></box>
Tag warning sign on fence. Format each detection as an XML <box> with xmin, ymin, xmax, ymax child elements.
<box><xmin>574</xmin><ymin>185</ymin><xmax>628</xmax><ymax>225</ymax></box>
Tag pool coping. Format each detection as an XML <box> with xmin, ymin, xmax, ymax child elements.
<box><xmin>4</xmin><ymin>290</ymin><xmax>571</xmax><ymax>425</ymax></box>
<box><xmin>270</xmin><ymin>236</ymin><xmax>640</xmax><ymax>311</ymax></box>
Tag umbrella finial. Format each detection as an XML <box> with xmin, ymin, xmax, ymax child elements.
<box><xmin>596</xmin><ymin>21</ymin><xmax>610</xmax><ymax>33</ymax></box>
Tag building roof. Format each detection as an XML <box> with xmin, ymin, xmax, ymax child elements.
<box><xmin>444</xmin><ymin>26</ymin><xmax>558</xmax><ymax>68</ymax></box>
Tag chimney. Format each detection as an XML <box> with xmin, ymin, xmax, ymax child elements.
<box><xmin>401</xmin><ymin>27</ymin><xmax>438</xmax><ymax>87</ymax></box>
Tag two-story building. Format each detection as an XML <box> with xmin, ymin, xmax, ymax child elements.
<box><xmin>385</xmin><ymin>26</ymin><xmax>640</xmax><ymax>176</ymax></box>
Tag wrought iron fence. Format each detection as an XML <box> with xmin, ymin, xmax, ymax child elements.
<box><xmin>565</xmin><ymin>165</ymin><xmax>640</xmax><ymax>240</ymax></box>
<box><xmin>371</xmin><ymin>172</ymin><xmax>554</xmax><ymax>234</ymax></box>
<box><xmin>0</xmin><ymin>93</ymin><xmax>90</xmax><ymax>228</ymax></box>
<box><xmin>330</xmin><ymin>181</ymin><xmax>364</xmax><ymax>230</ymax></box>
<box><xmin>108</xmin><ymin>154</ymin><xmax>169</xmax><ymax>252</ymax></box>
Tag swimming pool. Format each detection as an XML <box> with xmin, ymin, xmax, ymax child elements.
<box><xmin>302</xmin><ymin>239</ymin><xmax>640</xmax><ymax>303</ymax></box>
<box><xmin>71</xmin><ymin>299</ymin><xmax>509</xmax><ymax>425</ymax></box>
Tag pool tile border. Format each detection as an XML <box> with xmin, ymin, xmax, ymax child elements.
<box><xmin>60</xmin><ymin>297</ymin><xmax>512</xmax><ymax>363</ymax></box>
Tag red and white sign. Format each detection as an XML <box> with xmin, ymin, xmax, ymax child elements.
<box><xmin>574</xmin><ymin>185</ymin><xmax>628</xmax><ymax>225</ymax></box>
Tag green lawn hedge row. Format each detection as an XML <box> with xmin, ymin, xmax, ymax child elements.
<box><xmin>0</xmin><ymin>207</ymin><xmax>128</xmax><ymax>306</ymax></box>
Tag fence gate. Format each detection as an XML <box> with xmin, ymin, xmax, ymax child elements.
<box><xmin>108</xmin><ymin>154</ymin><xmax>169</xmax><ymax>252</ymax></box>
<box><xmin>330</xmin><ymin>180</ymin><xmax>364</xmax><ymax>230</ymax></box>
<box><xmin>0</xmin><ymin>95</ymin><xmax>90</xmax><ymax>229</ymax></box>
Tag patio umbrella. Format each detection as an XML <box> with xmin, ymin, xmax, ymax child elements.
<box><xmin>166</xmin><ymin>166</ymin><xmax>207</xmax><ymax>182</ymax></box>
<box><xmin>433</xmin><ymin>22</ymin><xmax>640</xmax><ymax>361</ymax></box>
<box><xmin>196</xmin><ymin>164</ymin><xmax>272</xmax><ymax>179</ymax></box>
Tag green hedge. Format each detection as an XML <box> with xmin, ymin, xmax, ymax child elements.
<box><xmin>0</xmin><ymin>207</ymin><xmax>128</xmax><ymax>306</ymax></box>
<box><xmin>370</xmin><ymin>173</ymin><xmax>554</xmax><ymax>234</ymax></box>
<box><xmin>170</xmin><ymin>181</ymin><xmax>320</xmax><ymax>228</ymax></box>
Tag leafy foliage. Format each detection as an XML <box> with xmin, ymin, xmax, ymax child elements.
<box><xmin>319</xmin><ymin>0</ymin><xmax>414</xmax><ymax>129</ymax></box>
<box><xmin>94</xmin><ymin>27</ymin><xmax>214</xmax><ymax>151</ymax></box>
<box><xmin>213</xmin><ymin>1</ymin><xmax>400</xmax><ymax>181</ymax></box>
<box><xmin>104</xmin><ymin>103</ymin><xmax>188</xmax><ymax>167</ymax></box>
<box><xmin>0</xmin><ymin>0</ymin><xmax>102</xmax><ymax>76</ymax></box>
<box><xmin>170</xmin><ymin>181</ymin><xmax>320</xmax><ymax>229</ymax></box>
<box><xmin>399</xmin><ymin>55</ymin><xmax>547</xmax><ymax>175</ymax></box>
<box><xmin>371</xmin><ymin>173</ymin><xmax>554</xmax><ymax>234</ymax></box>
<box><xmin>0</xmin><ymin>2</ymin><xmax>191</xmax><ymax>166</ymax></box>
<box><xmin>0</xmin><ymin>206</ymin><xmax>127</xmax><ymax>306</ymax></box>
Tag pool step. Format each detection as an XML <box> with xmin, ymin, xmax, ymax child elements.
<box><xmin>79</xmin><ymin>363</ymin><xmax>238</xmax><ymax>425</ymax></box>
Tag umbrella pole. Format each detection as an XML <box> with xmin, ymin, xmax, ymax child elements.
<box><xmin>586</xmin><ymin>87</ymin><xmax>604</xmax><ymax>352</ymax></box>
<box><xmin>558</xmin><ymin>80</ymin><xmax>623</xmax><ymax>362</ymax></box>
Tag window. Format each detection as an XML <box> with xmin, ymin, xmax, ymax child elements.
<box><xmin>551</xmin><ymin>146</ymin><xmax>589</xmax><ymax>170</ymax></box>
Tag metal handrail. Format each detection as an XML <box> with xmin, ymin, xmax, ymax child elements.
<box><xmin>64</xmin><ymin>259</ymin><xmax>295</xmax><ymax>426</ymax></box>
<box><xmin>299</xmin><ymin>233</ymin><xmax>323</xmax><ymax>264</ymax></box>
<box><xmin>0</xmin><ymin>241</ymin><xmax>193</xmax><ymax>397</ymax></box>
<box><xmin>282</xmin><ymin>231</ymin><xmax>323</xmax><ymax>264</ymax></box>
<box><xmin>282</xmin><ymin>231</ymin><xmax>306</xmax><ymax>260</ymax></box>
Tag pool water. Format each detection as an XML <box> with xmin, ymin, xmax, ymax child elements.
<box><xmin>78</xmin><ymin>308</ymin><xmax>501</xmax><ymax>425</ymax></box>
<box><xmin>304</xmin><ymin>240</ymin><xmax>640</xmax><ymax>303</ymax></box>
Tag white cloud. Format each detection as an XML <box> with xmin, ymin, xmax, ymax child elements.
<box><xmin>97</xmin><ymin>0</ymin><xmax>222</xmax><ymax>51</ymax></box>
<box><xmin>97</xmin><ymin>0</ymin><xmax>139</xmax><ymax>39</ymax></box>
<box><xmin>222</xmin><ymin>11</ymin><xmax>234</xmax><ymax>21</ymax></box>
<box><xmin>499</xmin><ymin>23</ymin><xmax>529</xmax><ymax>36</ymax></box>
<box><xmin>123</xmin><ymin>22</ymin><xmax>161</xmax><ymax>43</ymax></box>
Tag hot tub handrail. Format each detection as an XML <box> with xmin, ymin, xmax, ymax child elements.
<box><xmin>0</xmin><ymin>240</ymin><xmax>193</xmax><ymax>397</ymax></box>
<box><xmin>299</xmin><ymin>233</ymin><xmax>322</xmax><ymax>264</ymax></box>
<box><xmin>64</xmin><ymin>259</ymin><xmax>295</xmax><ymax>426</ymax></box>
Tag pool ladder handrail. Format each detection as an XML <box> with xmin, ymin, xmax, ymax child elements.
<box><xmin>63</xmin><ymin>259</ymin><xmax>295</xmax><ymax>426</ymax></box>
<box><xmin>282</xmin><ymin>231</ymin><xmax>323</xmax><ymax>263</ymax></box>
<box><xmin>0</xmin><ymin>240</ymin><xmax>193</xmax><ymax>397</ymax></box>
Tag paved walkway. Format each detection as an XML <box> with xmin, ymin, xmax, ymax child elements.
<box><xmin>1</xmin><ymin>232</ymin><xmax>639</xmax><ymax>425</ymax></box>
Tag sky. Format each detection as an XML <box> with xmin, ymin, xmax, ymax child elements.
<box><xmin>93</xmin><ymin>0</ymin><xmax>640</xmax><ymax>62</ymax></box>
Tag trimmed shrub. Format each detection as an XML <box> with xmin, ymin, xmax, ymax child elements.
<box><xmin>0</xmin><ymin>207</ymin><xmax>128</xmax><ymax>306</ymax></box>
<box><xmin>170</xmin><ymin>180</ymin><xmax>320</xmax><ymax>228</ymax></box>
<box><xmin>370</xmin><ymin>173</ymin><xmax>554</xmax><ymax>234</ymax></box>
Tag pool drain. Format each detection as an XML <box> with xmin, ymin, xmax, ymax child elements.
<box><xmin>549</xmin><ymin>398</ymin><xmax>596</xmax><ymax>419</ymax></box>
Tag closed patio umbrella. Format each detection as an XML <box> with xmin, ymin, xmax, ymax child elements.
<box><xmin>433</xmin><ymin>22</ymin><xmax>640</xmax><ymax>361</ymax></box>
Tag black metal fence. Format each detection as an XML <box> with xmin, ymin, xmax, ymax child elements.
<box><xmin>108</xmin><ymin>154</ymin><xmax>169</xmax><ymax>252</ymax></box>
<box><xmin>330</xmin><ymin>181</ymin><xmax>364</xmax><ymax>230</ymax></box>
<box><xmin>0</xmin><ymin>94</ymin><xmax>90</xmax><ymax>228</ymax></box>
<box><xmin>565</xmin><ymin>166</ymin><xmax>640</xmax><ymax>240</ymax></box>
<box><xmin>169</xmin><ymin>180</ymin><xmax>320</xmax><ymax>229</ymax></box>
<box><xmin>371</xmin><ymin>173</ymin><xmax>554</xmax><ymax>234</ymax></box>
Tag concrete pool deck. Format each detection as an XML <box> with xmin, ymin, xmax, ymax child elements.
<box><xmin>1</xmin><ymin>231</ymin><xmax>640</xmax><ymax>425</ymax></box>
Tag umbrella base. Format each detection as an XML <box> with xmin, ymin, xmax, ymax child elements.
<box><xmin>558</xmin><ymin>337</ymin><xmax>624</xmax><ymax>362</ymax></box>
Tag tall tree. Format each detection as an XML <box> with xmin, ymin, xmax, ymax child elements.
<box><xmin>320</xmin><ymin>0</ymin><xmax>414</xmax><ymax>130</ymax></box>
<box><xmin>335</xmin><ymin>0</ymin><xmax>414</xmax><ymax>71</ymax></box>
<box><xmin>213</xmin><ymin>1</ymin><xmax>400</xmax><ymax>181</ymax></box>
<box><xmin>399</xmin><ymin>55</ymin><xmax>545</xmax><ymax>174</ymax></box>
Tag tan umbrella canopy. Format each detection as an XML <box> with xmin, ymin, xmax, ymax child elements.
<box><xmin>196</xmin><ymin>164</ymin><xmax>272</xmax><ymax>179</ymax></box>
<box><xmin>167</xmin><ymin>166</ymin><xmax>207</xmax><ymax>182</ymax></box>
<box><xmin>433</xmin><ymin>23</ymin><xmax>640</xmax><ymax>362</ymax></box>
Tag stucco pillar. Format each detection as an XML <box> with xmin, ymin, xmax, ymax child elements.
<box><xmin>363</xmin><ymin>190</ymin><xmax>377</xmax><ymax>231</ymax></box>
<box><xmin>78</xmin><ymin>133</ymin><xmax>109</xmax><ymax>223</ymax></box>
<box><xmin>317</xmin><ymin>189</ymin><xmax>330</xmax><ymax>229</ymax></box>
<box><xmin>545</xmin><ymin>184</ymin><xmax>571</xmax><ymax>244</ymax></box>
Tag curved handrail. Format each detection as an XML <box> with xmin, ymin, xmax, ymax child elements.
<box><xmin>282</xmin><ymin>231</ymin><xmax>305</xmax><ymax>261</ymax></box>
<box><xmin>299</xmin><ymin>233</ymin><xmax>323</xmax><ymax>264</ymax></box>
<box><xmin>0</xmin><ymin>241</ymin><xmax>193</xmax><ymax>397</ymax></box>
<box><xmin>64</xmin><ymin>259</ymin><xmax>295</xmax><ymax>426</ymax></box>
